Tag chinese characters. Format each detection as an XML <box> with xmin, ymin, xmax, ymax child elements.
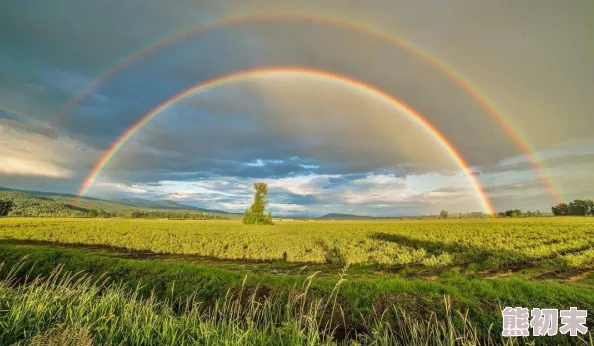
<box><xmin>502</xmin><ymin>307</ymin><xmax>588</xmax><ymax>337</ymax></box>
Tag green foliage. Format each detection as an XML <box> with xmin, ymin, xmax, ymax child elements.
<box><xmin>552</xmin><ymin>203</ymin><xmax>570</xmax><ymax>216</ymax></box>
<box><xmin>496</xmin><ymin>209</ymin><xmax>547</xmax><ymax>218</ymax></box>
<box><xmin>502</xmin><ymin>209</ymin><xmax>523</xmax><ymax>217</ymax></box>
<box><xmin>0</xmin><ymin>191</ymin><xmax>229</xmax><ymax>220</ymax></box>
<box><xmin>0</xmin><ymin>191</ymin><xmax>90</xmax><ymax>217</ymax></box>
<box><xmin>444</xmin><ymin>211</ymin><xmax>492</xmax><ymax>219</ymax></box>
<box><xmin>130</xmin><ymin>210</ymin><xmax>227</xmax><ymax>220</ymax></box>
<box><xmin>2</xmin><ymin>249</ymin><xmax>594</xmax><ymax>345</ymax></box>
<box><xmin>569</xmin><ymin>199</ymin><xmax>594</xmax><ymax>216</ymax></box>
<box><xmin>243</xmin><ymin>182</ymin><xmax>273</xmax><ymax>225</ymax></box>
<box><xmin>0</xmin><ymin>261</ymin><xmax>519</xmax><ymax>346</ymax></box>
<box><xmin>552</xmin><ymin>199</ymin><xmax>594</xmax><ymax>216</ymax></box>
<box><xmin>0</xmin><ymin>199</ymin><xmax>13</xmax><ymax>216</ymax></box>
<box><xmin>523</xmin><ymin>209</ymin><xmax>542</xmax><ymax>217</ymax></box>
<box><xmin>439</xmin><ymin>210</ymin><xmax>448</xmax><ymax>219</ymax></box>
<box><xmin>13</xmin><ymin>325</ymin><xmax>94</xmax><ymax>346</ymax></box>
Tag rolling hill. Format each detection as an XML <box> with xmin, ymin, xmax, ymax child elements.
<box><xmin>318</xmin><ymin>213</ymin><xmax>377</xmax><ymax>220</ymax></box>
<box><xmin>118</xmin><ymin>198</ymin><xmax>229</xmax><ymax>214</ymax></box>
<box><xmin>0</xmin><ymin>187</ymin><xmax>237</xmax><ymax>219</ymax></box>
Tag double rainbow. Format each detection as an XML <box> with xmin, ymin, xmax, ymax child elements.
<box><xmin>70</xmin><ymin>13</ymin><xmax>562</xmax><ymax>211</ymax></box>
<box><xmin>77</xmin><ymin>67</ymin><xmax>495</xmax><ymax>214</ymax></box>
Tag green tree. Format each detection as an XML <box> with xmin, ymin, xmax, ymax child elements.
<box><xmin>586</xmin><ymin>199</ymin><xmax>594</xmax><ymax>216</ymax></box>
<box><xmin>551</xmin><ymin>203</ymin><xmax>569</xmax><ymax>216</ymax></box>
<box><xmin>243</xmin><ymin>182</ymin><xmax>273</xmax><ymax>225</ymax></box>
<box><xmin>439</xmin><ymin>210</ymin><xmax>448</xmax><ymax>219</ymax></box>
<box><xmin>503</xmin><ymin>209</ymin><xmax>522</xmax><ymax>218</ymax></box>
<box><xmin>0</xmin><ymin>200</ymin><xmax>13</xmax><ymax>216</ymax></box>
<box><xmin>569</xmin><ymin>200</ymin><xmax>585</xmax><ymax>215</ymax></box>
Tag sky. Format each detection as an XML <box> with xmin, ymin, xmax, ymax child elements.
<box><xmin>1</xmin><ymin>0</ymin><xmax>593</xmax><ymax>216</ymax></box>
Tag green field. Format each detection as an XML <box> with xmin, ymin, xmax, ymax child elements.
<box><xmin>1</xmin><ymin>217</ymin><xmax>594</xmax><ymax>345</ymax></box>
<box><xmin>2</xmin><ymin>217</ymin><xmax>594</xmax><ymax>269</ymax></box>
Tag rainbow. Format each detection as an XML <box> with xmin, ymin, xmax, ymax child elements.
<box><xmin>55</xmin><ymin>13</ymin><xmax>563</xmax><ymax>203</ymax></box>
<box><xmin>78</xmin><ymin>67</ymin><xmax>495</xmax><ymax>214</ymax></box>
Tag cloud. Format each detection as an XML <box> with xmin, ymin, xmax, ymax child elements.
<box><xmin>1</xmin><ymin>0</ymin><xmax>593</xmax><ymax>214</ymax></box>
<box><xmin>479</xmin><ymin>139</ymin><xmax>594</xmax><ymax>175</ymax></box>
<box><xmin>91</xmin><ymin>76</ymin><xmax>470</xmax><ymax>186</ymax></box>
<box><xmin>0</xmin><ymin>117</ymin><xmax>57</xmax><ymax>139</ymax></box>
<box><xmin>0</xmin><ymin>121</ymin><xmax>96</xmax><ymax>180</ymax></box>
<box><xmin>85</xmin><ymin>172</ymin><xmax>486</xmax><ymax>215</ymax></box>
<box><xmin>0</xmin><ymin>156</ymin><xmax>72</xmax><ymax>178</ymax></box>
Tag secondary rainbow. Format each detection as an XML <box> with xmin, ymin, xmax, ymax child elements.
<box><xmin>55</xmin><ymin>13</ymin><xmax>564</xmax><ymax>203</ymax></box>
<box><xmin>78</xmin><ymin>67</ymin><xmax>495</xmax><ymax>214</ymax></box>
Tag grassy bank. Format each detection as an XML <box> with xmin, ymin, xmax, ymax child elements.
<box><xmin>1</xmin><ymin>242</ymin><xmax>594</xmax><ymax>344</ymax></box>
<box><xmin>0</xmin><ymin>260</ymin><xmax>512</xmax><ymax>346</ymax></box>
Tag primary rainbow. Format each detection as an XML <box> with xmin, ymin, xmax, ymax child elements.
<box><xmin>56</xmin><ymin>13</ymin><xmax>563</xmax><ymax>204</ymax></box>
<box><xmin>78</xmin><ymin>67</ymin><xmax>496</xmax><ymax>214</ymax></box>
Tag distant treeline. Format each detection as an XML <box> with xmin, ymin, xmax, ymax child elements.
<box><xmin>493</xmin><ymin>199</ymin><xmax>594</xmax><ymax>218</ymax></box>
<box><xmin>0</xmin><ymin>191</ymin><xmax>229</xmax><ymax>220</ymax></box>
<box><xmin>130</xmin><ymin>211</ymin><xmax>228</xmax><ymax>220</ymax></box>
<box><xmin>443</xmin><ymin>211</ymin><xmax>546</xmax><ymax>219</ymax></box>
<box><xmin>495</xmin><ymin>209</ymin><xmax>545</xmax><ymax>218</ymax></box>
<box><xmin>551</xmin><ymin>199</ymin><xmax>594</xmax><ymax>216</ymax></box>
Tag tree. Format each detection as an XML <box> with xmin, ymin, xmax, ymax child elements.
<box><xmin>568</xmin><ymin>200</ymin><xmax>588</xmax><ymax>216</ymax></box>
<box><xmin>587</xmin><ymin>200</ymin><xmax>594</xmax><ymax>216</ymax></box>
<box><xmin>0</xmin><ymin>200</ymin><xmax>13</xmax><ymax>216</ymax></box>
<box><xmin>503</xmin><ymin>209</ymin><xmax>522</xmax><ymax>218</ymax></box>
<box><xmin>551</xmin><ymin>203</ymin><xmax>569</xmax><ymax>216</ymax></box>
<box><xmin>243</xmin><ymin>182</ymin><xmax>273</xmax><ymax>225</ymax></box>
<box><xmin>439</xmin><ymin>210</ymin><xmax>449</xmax><ymax>219</ymax></box>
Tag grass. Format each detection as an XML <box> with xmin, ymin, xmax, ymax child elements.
<box><xmin>1</xmin><ymin>217</ymin><xmax>594</xmax><ymax>344</ymax></box>
<box><xmin>3</xmin><ymin>260</ymin><xmax>592</xmax><ymax>345</ymax></box>
<box><xmin>1</xmin><ymin>241</ymin><xmax>594</xmax><ymax>344</ymax></box>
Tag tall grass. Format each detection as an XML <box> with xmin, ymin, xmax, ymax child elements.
<box><xmin>0</xmin><ymin>261</ymin><xmax>592</xmax><ymax>345</ymax></box>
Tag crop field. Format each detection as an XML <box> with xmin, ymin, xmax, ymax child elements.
<box><xmin>1</xmin><ymin>217</ymin><xmax>594</xmax><ymax>345</ymax></box>
<box><xmin>1</xmin><ymin>217</ymin><xmax>594</xmax><ymax>270</ymax></box>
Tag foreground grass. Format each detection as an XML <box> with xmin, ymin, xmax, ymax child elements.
<box><xmin>4</xmin><ymin>261</ymin><xmax>593</xmax><ymax>346</ymax></box>
<box><xmin>1</xmin><ymin>243</ymin><xmax>594</xmax><ymax>345</ymax></box>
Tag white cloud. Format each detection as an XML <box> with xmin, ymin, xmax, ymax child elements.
<box><xmin>0</xmin><ymin>121</ymin><xmax>95</xmax><ymax>178</ymax></box>
<box><xmin>269</xmin><ymin>203</ymin><xmax>309</xmax><ymax>213</ymax></box>
<box><xmin>93</xmin><ymin>182</ymin><xmax>149</xmax><ymax>194</ymax></box>
<box><xmin>266</xmin><ymin>175</ymin><xmax>332</xmax><ymax>196</ymax></box>
<box><xmin>0</xmin><ymin>156</ymin><xmax>72</xmax><ymax>178</ymax></box>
